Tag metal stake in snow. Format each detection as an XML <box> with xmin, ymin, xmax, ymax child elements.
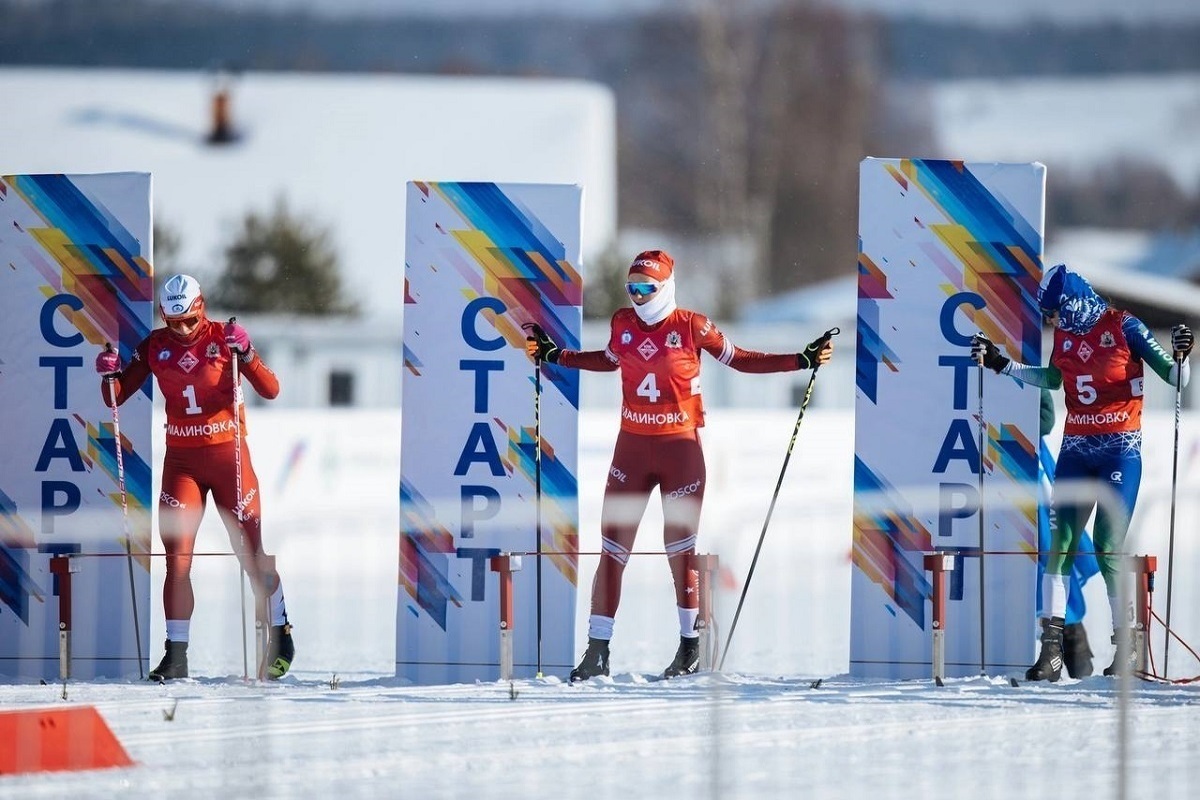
<box><xmin>718</xmin><ymin>327</ymin><xmax>838</xmax><ymax>672</ymax></box>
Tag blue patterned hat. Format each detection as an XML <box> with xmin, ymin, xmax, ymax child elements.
<box><xmin>1038</xmin><ymin>263</ymin><xmax>1107</xmax><ymax>335</ymax></box>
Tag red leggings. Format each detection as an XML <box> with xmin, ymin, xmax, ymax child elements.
<box><xmin>590</xmin><ymin>429</ymin><xmax>705</xmax><ymax>619</ymax></box>
<box><xmin>158</xmin><ymin>440</ymin><xmax>279</xmax><ymax>620</ymax></box>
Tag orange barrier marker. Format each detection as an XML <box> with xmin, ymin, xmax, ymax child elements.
<box><xmin>0</xmin><ymin>706</ymin><xmax>134</xmax><ymax>775</ymax></box>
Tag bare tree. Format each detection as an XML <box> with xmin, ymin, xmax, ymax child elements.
<box><xmin>691</xmin><ymin>0</ymin><xmax>882</xmax><ymax>305</ymax></box>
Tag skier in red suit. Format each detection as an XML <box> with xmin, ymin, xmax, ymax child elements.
<box><xmin>96</xmin><ymin>274</ymin><xmax>294</xmax><ymax>681</ymax></box>
<box><xmin>526</xmin><ymin>250</ymin><xmax>833</xmax><ymax>680</ymax></box>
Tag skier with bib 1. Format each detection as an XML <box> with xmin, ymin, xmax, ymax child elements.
<box><xmin>95</xmin><ymin>274</ymin><xmax>295</xmax><ymax>681</ymax></box>
<box><xmin>972</xmin><ymin>263</ymin><xmax>1191</xmax><ymax>681</ymax></box>
<box><xmin>526</xmin><ymin>250</ymin><xmax>833</xmax><ymax>681</ymax></box>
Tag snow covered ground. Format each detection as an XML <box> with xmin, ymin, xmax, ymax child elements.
<box><xmin>3</xmin><ymin>408</ymin><xmax>1200</xmax><ymax>798</ymax></box>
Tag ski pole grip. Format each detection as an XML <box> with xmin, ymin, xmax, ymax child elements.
<box><xmin>809</xmin><ymin>327</ymin><xmax>840</xmax><ymax>370</ymax></box>
<box><xmin>102</xmin><ymin>343</ymin><xmax>118</xmax><ymax>405</ymax></box>
<box><xmin>521</xmin><ymin>322</ymin><xmax>545</xmax><ymax>364</ymax></box>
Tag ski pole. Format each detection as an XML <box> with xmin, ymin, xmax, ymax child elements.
<box><xmin>228</xmin><ymin>317</ymin><xmax>251</xmax><ymax>680</ymax></box>
<box><xmin>533</xmin><ymin>353</ymin><xmax>544</xmax><ymax>679</ymax></box>
<box><xmin>104</xmin><ymin>343</ymin><xmax>145</xmax><ymax>679</ymax></box>
<box><xmin>718</xmin><ymin>327</ymin><xmax>839</xmax><ymax>671</ymax></box>
<box><xmin>977</xmin><ymin>350</ymin><xmax>987</xmax><ymax>675</ymax></box>
<box><xmin>1163</xmin><ymin>347</ymin><xmax>1183</xmax><ymax>678</ymax></box>
<box><xmin>520</xmin><ymin>323</ymin><xmax>547</xmax><ymax>678</ymax></box>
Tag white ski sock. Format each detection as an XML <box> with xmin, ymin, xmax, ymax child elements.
<box><xmin>678</xmin><ymin>606</ymin><xmax>699</xmax><ymax>639</ymax></box>
<box><xmin>1108</xmin><ymin>590</ymin><xmax>1134</xmax><ymax>631</ymax></box>
<box><xmin>1041</xmin><ymin>572</ymin><xmax>1068</xmax><ymax>619</ymax></box>
<box><xmin>270</xmin><ymin>583</ymin><xmax>288</xmax><ymax>627</ymax></box>
<box><xmin>165</xmin><ymin>619</ymin><xmax>190</xmax><ymax>643</ymax></box>
<box><xmin>587</xmin><ymin>614</ymin><xmax>615</xmax><ymax>640</ymax></box>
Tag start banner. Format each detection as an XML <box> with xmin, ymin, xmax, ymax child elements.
<box><xmin>399</xmin><ymin>182</ymin><xmax>582</xmax><ymax>683</ymax></box>
<box><xmin>0</xmin><ymin>172</ymin><xmax>153</xmax><ymax>680</ymax></box>
<box><xmin>852</xmin><ymin>159</ymin><xmax>1045</xmax><ymax>679</ymax></box>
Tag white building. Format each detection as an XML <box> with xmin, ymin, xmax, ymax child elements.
<box><xmin>0</xmin><ymin>67</ymin><xmax>617</xmax><ymax>320</ymax></box>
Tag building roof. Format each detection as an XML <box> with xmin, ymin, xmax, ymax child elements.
<box><xmin>0</xmin><ymin>67</ymin><xmax>616</xmax><ymax>320</ymax></box>
<box><xmin>740</xmin><ymin>228</ymin><xmax>1200</xmax><ymax>331</ymax></box>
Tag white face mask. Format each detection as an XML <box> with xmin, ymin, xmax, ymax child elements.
<box><xmin>631</xmin><ymin>275</ymin><xmax>677</xmax><ymax>325</ymax></box>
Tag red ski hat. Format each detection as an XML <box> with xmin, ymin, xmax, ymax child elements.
<box><xmin>628</xmin><ymin>250</ymin><xmax>674</xmax><ymax>281</ymax></box>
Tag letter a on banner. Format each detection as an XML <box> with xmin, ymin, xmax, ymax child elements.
<box><xmin>399</xmin><ymin>181</ymin><xmax>582</xmax><ymax>684</ymax></box>
<box><xmin>852</xmin><ymin>159</ymin><xmax>1044</xmax><ymax>679</ymax></box>
<box><xmin>0</xmin><ymin>173</ymin><xmax>154</xmax><ymax>679</ymax></box>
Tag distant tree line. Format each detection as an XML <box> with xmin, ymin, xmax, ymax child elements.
<box><xmin>5</xmin><ymin>2</ymin><xmax>1199</xmax><ymax>78</ymax></box>
<box><xmin>884</xmin><ymin>18</ymin><xmax>1200</xmax><ymax>79</ymax></box>
<box><xmin>5</xmin><ymin>0</ymin><xmax>1199</xmax><ymax>304</ymax></box>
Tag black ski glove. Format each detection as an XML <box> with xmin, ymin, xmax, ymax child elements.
<box><xmin>1171</xmin><ymin>324</ymin><xmax>1194</xmax><ymax>359</ymax></box>
<box><xmin>797</xmin><ymin>334</ymin><xmax>829</xmax><ymax>370</ymax></box>
<box><xmin>971</xmin><ymin>334</ymin><xmax>1010</xmax><ymax>374</ymax></box>
<box><xmin>524</xmin><ymin>324</ymin><xmax>561</xmax><ymax>364</ymax></box>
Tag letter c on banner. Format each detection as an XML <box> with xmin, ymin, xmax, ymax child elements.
<box><xmin>40</xmin><ymin>294</ymin><xmax>85</xmax><ymax>348</ymax></box>
<box><xmin>461</xmin><ymin>297</ymin><xmax>507</xmax><ymax>352</ymax></box>
<box><xmin>940</xmin><ymin>292</ymin><xmax>985</xmax><ymax>347</ymax></box>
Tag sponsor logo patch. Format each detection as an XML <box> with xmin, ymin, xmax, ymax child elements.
<box><xmin>177</xmin><ymin>350</ymin><xmax>200</xmax><ymax>373</ymax></box>
<box><xmin>665</xmin><ymin>331</ymin><xmax>682</xmax><ymax>349</ymax></box>
<box><xmin>638</xmin><ymin>338</ymin><xmax>659</xmax><ymax>360</ymax></box>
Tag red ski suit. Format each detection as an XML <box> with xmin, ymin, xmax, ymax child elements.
<box><xmin>559</xmin><ymin>307</ymin><xmax>800</xmax><ymax>621</ymax></box>
<box><xmin>101</xmin><ymin>318</ymin><xmax>281</xmax><ymax>621</ymax></box>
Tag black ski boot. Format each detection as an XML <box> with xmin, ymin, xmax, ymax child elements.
<box><xmin>1103</xmin><ymin>629</ymin><xmax>1137</xmax><ymax>677</ymax></box>
<box><xmin>569</xmin><ymin>637</ymin><xmax>610</xmax><ymax>682</ymax></box>
<box><xmin>662</xmin><ymin>635</ymin><xmax>701</xmax><ymax>679</ymax></box>
<box><xmin>1063</xmin><ymin>622</ymin><xmax>1093</xmax><ymax>679</ymax></box>
<box><xmin>1025</xmin><ymin>617</ymin><xmax>1064</xmax><ymax>682</ymax></box>
<box><xmin>264</xmin><ymin>623</ymin><xmax>295</xmax><ymax>680</ymax></box>
<box><xmin>149</xmin><ymin>640</ymin><xmax>188</xmax><ymax>682</ymax></box>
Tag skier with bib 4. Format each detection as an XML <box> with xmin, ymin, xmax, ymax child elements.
<box><xmin>526</xmin><ymin>250</ymin><xmax>833</xmax><ymax>681</ymax></box>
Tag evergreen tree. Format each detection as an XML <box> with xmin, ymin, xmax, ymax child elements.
<box><xmin>209</xmin><ymin>196</ymin><xmax>358</xmax><ymax>316</ymax></box>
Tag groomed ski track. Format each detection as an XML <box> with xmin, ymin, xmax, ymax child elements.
<box><xmin>3</xmin><ymin>672</ymin><xmax>1198</xmax><ymax>799</ymax></box>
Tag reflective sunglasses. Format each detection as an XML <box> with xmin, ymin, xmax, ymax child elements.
<box><xmin>165</xmin><ymin>314</ymin><xmax>202</xmax><ymax>333</ymax></box>
<box><xmin>625</xmin><ymin>282</ymin><xmax>659</xmax><ymax>298</ymax></box>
